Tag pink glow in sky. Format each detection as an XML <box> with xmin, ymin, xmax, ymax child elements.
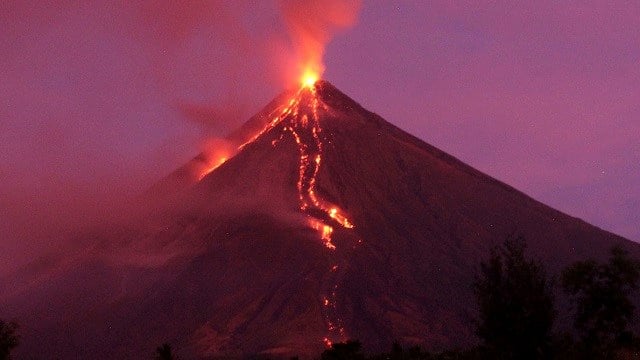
<box><xmin>1</xmin><ymin>1</ymin><xmax>638</xmax><ymax>270</ymax></box>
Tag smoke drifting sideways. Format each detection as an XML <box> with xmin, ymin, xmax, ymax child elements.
<box><xmin>0</xmin><ymin>1</ymin><xmax>362</xmax><ymax>276</ymax></box>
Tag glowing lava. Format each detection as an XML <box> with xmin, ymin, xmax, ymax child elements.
<box><xmin>283</xmin><ymin>83</ymin><xmax>354</xmax><ymax>238</ymax></box>
<box><xmin>279</xmin><ymin>81</ymin><xmax>354</xmax><ymax>347</ymax></box>
<box><xmin>197</xmin><ymin>156</ymin><xmax>228</xmax><ymax>181</ymax></box>
<box><xmin>196</xmin><ymin>74</ymin><xmax>357</xmax><ymax>347</ymax></box>
<box><xmin>309</xmin><ymin>218</ymin><xmax>335</xmax><ymax>250</ymax></box>
<box><xmin>301</xmin><ymin>69</ymin><xmax>319</xmax><ymax>89</ymax></box>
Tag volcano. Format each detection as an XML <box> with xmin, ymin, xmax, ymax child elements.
<box><xmin>2</xmin><ymin>81</ymin><xmax>639</xmax><ymax>359</ymax></box>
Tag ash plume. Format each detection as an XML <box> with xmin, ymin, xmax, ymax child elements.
<box><xmin>279</xmin><ymin>0</ymin><xmax>362</xmax><ymax>82</ymax></box>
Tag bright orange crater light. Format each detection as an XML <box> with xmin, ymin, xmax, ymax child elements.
<box><xmin>301</xmin><ymin>69</ymin><xmax>319</xmax><ymax>89</ymax></box>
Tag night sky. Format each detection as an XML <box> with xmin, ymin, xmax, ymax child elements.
<box><xmin>1</xmin><ymin>1</ymin><xmax>638</xmax><ymax>270</ymax></box>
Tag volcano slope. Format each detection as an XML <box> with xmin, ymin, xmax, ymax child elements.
<box><xmin>2</xmin><ymin>81</ymin><xmax>639</xmax><ymax>359</ymax></box>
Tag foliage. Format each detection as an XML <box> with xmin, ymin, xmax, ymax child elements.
<box><xmin>367</xmin><ymin>342</ymin><xmax>481</xmax><ymax>360</ymax></box>
<box><xmin>155</xmin><ymin>342</ymin><xmax>174</xmax><ymax>360</ymax></box>
<box><xmin>562</xmin><ymin>246</ymin><xmax>640</xmax><ymax>357</ymax></box>
<box><xmin>321</xmin><ymin>340</ymin><xmax>365</xmax><ymax>360</ymax></box>
<box><xmin>368</xmin><ymin>342</ymin><xmax>429</xmax><ymax>360</ymax></box>
<box><xmin>0</xmin><ymin>320</ymin><xmax>19</xmax><ymax>360</ymax></box>
<box><xmin>472</xmin><ymin>237</ymin><xmax>555</xmax><ymax>360</ymax></box>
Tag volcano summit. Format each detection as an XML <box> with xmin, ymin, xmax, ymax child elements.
<box><xmin>2</xmin><ymin>81</ymin><xmax>639</xmax><ymax>359</ymax></box>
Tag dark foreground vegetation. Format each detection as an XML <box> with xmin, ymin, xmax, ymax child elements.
<box><xmin>0</xmin><ymin>320</ymin><xmax>19</xmax><ymax>360</ymax></box>
<box><xmin>296</xmin><ymin>240</ymin><xmax>640</xmax><ymax>360</ymax></box>
<box><xmin>468</xmin><ymin>239</ymin><xmax>640</xmax><ymax>359</ymax></box>
<box><xmin>3</xmin><ymin>240</ymin><xmax>640</xmax><ymax>359</ymax></box>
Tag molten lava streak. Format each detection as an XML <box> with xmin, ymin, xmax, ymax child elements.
<box><xmin>228</xmin><ymin>74</ymin><xmax>355</xmax><ymax>241</ymax></box>
<box><xmin>197</xmin><ymin>73</ymin><xmax>357</xmax><ymax>347</ymax></box>
<box><xmin>277</xmin><ymin>78</ymin><xmax>355</xmax><ymax>346</ymax></box>
<box><xmin>281</xmin><ymin>80</ymin><xmax>354</xmax><ymax>237</ymax></box>
<box><xmin>197</xmin><ymin>156</ymin><xmax>228</xmax><ymax>181</ymax></box>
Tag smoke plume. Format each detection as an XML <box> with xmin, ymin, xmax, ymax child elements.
<box><xmin>279</xmin><ymin>0</ymin><xmax>362</xmax><ymax>82</ymax></box>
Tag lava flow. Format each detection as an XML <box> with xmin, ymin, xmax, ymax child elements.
<box><xmin>273</xmin><ymin>79</ymin><xmax>358</xmax><ymax>346</ymax></box>
<box><xmin>197</xmin><ymin>156</ymin><xmax>228</xmax><ymax>181</ymax></box>
<box><xmin>198</xmin><ymin>75</ymin><xmax>355</xmax><ymax>244</ymax></box>
<box><xmin>197</xmin><ymin>73</ymin><xmax>357</xmax><ymax>347</ymax></box>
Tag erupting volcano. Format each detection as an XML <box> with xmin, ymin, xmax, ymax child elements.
<box><xmin>3</xmin><ymin>78</ymin><xmax>640</xmax><ymax>359</ymax></box>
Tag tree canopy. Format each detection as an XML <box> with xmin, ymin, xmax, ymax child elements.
<box><xmin>155</xmin><ymin>342</ymin><xmax>174</xmax><ymax>360</ymax></box>
<box><xmin>0</xmin><ymin>320</ymin><xmax>19</xmax><ymax>360</ymax></box>
<box><xmin>562</xmin><ymin>246</ymin><xmax>640</xmax><ymax>357</ymax></box>
<box><xmin>321</xmin><ymin>340</ymin><xmax>365</xmax><ymax>360</ymax></box>
<box><xmin>473</xmin><ymin>238</ymin><xmax>555</xmax><ymax>360</ymax></box>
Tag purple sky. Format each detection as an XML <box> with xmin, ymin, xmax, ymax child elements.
<box><xmin>325</xmin><ymin>2</ymin><xmax>639</xmax><ymax>242</ymax></box>
<box><xmin>1</xmin><ymin>1</ymin><xmax>638</xmax><ymax>269</ymax></box>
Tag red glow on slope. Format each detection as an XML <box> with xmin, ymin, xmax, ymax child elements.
<box><xmin>197</xmin><ymin>156</ymin><xmax>228</xmax><ymax>181</ymax></box>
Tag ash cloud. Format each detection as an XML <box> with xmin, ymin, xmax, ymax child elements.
<box><xmin>279</xmin><ymin>0</ymin><xmax>362</xmax><ymax>81</ymax></box>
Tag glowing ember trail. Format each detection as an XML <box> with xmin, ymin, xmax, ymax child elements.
<box><xmin>275</xmin><ymin>78</ymin><xmax>356</xmax><ymax>346</ymax></box>
<box><xmin>197</xmin><ymin>73</ymin><xmax>358</xmax><ymax>346</ymax></box>
<box><xmin>197</xmin><ymin>156</ymin><xmax>228</xmax><ymax>181</ymax></box>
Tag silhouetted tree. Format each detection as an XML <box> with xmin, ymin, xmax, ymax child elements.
<box><xmin>384</xmin><ymin>341</ymin><xmax>426</xmax><ymax>360</ymax></box>
<box><xmin>390</xmin><ymin>341</ymin><xmax>404</xmax><ymax>359</ymax></box>
<box><xmin>321</xmin><ymin>340</ymin><xmax>365</xmax><ymax>360</ymax></box>
<box><xmin>406</xmin><ymin>345</ymin><xmax>431</xmax><ymax>360</ymax></box>
<box><xmin>562</xmin><ymin>246</ymin><xmax>640</xmax><ymax>357</ymax></box>
<box><xmin>155</xmin><ymin>342</ymin><xmax>174</xmax><ymax>360</ymax></box>
<box><xmin>473</xmin><ymin>237</ymin><xmax>555</xmax><ymax>360</ymax></box>
<box><xmin>0</xmin><ymin>320</ymin><xmax>19</xmax><ymax>360</ymax></box>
